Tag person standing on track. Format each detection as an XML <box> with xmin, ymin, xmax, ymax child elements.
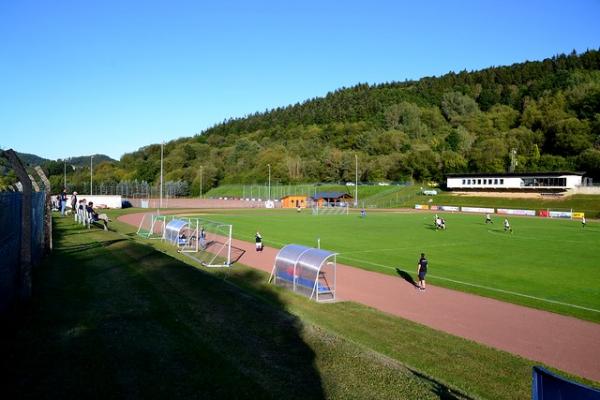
<box><xmin>255</xmin><ymin>231</ymin><xmax>263</xmax><ymax>252</ymax></box>
<box><xmin>417</xmin><ymin>253</ymin><xmax>428</xmax><ymax>291</ymax></box>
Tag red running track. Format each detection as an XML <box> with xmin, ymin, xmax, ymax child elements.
<box><xmin>119</xmin><ymin>211</ymin><xmax>600</xmax><ymax>382</ymax></box>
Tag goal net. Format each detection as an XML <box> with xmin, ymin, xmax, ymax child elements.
<box><xmin>137</xmin><ymin>213</ymin><xmax>168</xmax><ymax>240</ymax></box>
<box><xmin>182</xmin><ymin>217</ymin><xmax>233</xmax><ymax>268</ymax></box>
<box><xmin>312</xmin><ymin>204</ymin><xmax>349</xmax><ymax>216</ymax></box>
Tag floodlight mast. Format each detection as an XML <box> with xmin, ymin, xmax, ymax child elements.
<box><xmin>90</xmin><ymin>155</ymin><xmax>93</xmax><ymax>195</ymax></box>
<box><xmin>160</xmin><ymin>141</ymin><xmax>164</xmax><ymax>209</ymax></box>
<box><xmin>268</xmin><ymin>163</ymin><xmax>271</xmax><ymax>200</ymax></box>
<box><xmin>354</xmin><ymin>154</ymin><xmax>358</xmax><ymax>207</ymax></box>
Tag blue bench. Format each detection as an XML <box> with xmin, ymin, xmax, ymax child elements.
<box><xmin>276</xmin><ymin>271</ymin><xmax>331</xmax><ymax>293</ymax></box>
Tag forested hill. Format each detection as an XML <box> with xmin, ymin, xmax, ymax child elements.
<box><xmin>48</xmin><ymin>50</ymin><xmax>600</xmax><ymax>194</ymax></box>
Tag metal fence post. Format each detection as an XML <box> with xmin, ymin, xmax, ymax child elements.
<box><xmin>35</xmin><ymin>166</ymin><xmax>52</xmax><ymax>253</ymax></box>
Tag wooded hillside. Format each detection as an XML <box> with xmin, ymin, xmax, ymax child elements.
<box><xmin>9</xmin><ymin>50</ymin><xmax>600</xmax><ymax>194</ymax></box>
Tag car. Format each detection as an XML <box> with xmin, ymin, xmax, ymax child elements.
<box><xmin>422</xmin><ymin>190</ymin><xmax>438</xmax><ymax>196</ymax></box>
<box><xmin>346</xmin><ymin>182</ymin><xmax>355</xmax><ymax>186</ymax></box>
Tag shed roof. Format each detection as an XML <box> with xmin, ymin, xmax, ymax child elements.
<box><xmin>446</xmin><ymin>171</ymin><xmax>584</xmax><ymax>178</ymax></box>
<box><xmin>312</xmin><ymin>191</ymin><xmax>353</xmax><ymax>200</ymax></box>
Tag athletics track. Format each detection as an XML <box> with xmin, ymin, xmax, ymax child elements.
<box><xmin>119</xmin><ymin>211</ymin><xmax>600</xmax><ymax>382</ymax></box>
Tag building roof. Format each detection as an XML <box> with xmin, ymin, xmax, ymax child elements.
<box><xmin>312</xmin><ymin>191</ymin><xmax>353</xmax><ymax>200</ymax></box>
<box><xmin>280</xmin><ymin>195</ymin><xmax>307</xmax><ymax>199</ymax></box>
<box><xmin>446</xmin><ymin>171</ymin><xmax>585</xmax><ymax>178</ymax></box>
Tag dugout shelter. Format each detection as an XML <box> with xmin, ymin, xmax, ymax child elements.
<box><xmin>269</xmin><ymin>244</ymin><xmax>336</xmax><ymax>302</ymax></box>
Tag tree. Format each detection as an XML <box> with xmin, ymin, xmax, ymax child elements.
<box><xmin>441</xmin><ymin>91</ymin><xmax>479</xmax><ymax>122</ymax></box>
<box><xmin>469</xmin><ymin>138</ymin><xmax>508</xmax><ymax>172</ymax></box>
<box><xmin>576</xmin><ymin>148</ymin><xmax>600</xmax><ymax>179</ymax></box>
<box><xmin>549</xmin><ymin>118</ymin><xmax>592</xmax><ymax>155</ymax></box>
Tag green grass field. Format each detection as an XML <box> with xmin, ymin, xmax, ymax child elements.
<box><xmin>179</xmin><ymin>209</ymin><xmax>600</xmax><ymax>322</ymax></box>
<box><xmin>4</xmin><ymin>215</ymin><xmax>561</xmax><ymax>399</ymax></box>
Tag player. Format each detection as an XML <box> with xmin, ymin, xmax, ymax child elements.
<box><xmin>255</xmin><ymin>231</ymin><xmax>263</xmax><ymax>252</ymax></box>
<box><xmin>417</xmin><ymin>253</ymin><xmax>428</xmax><ymax>291</ymax></box>
<box><xmin>361</xmin><ymin>208</ymin><xmax>367</xmax><ymax>218</ymax></box>
<box><xmin>582</xmin><ymin>216</ymin><xmax>586</xmax><ymax>228</ymax></box>
<box><xmin>485</xmin><ymin>213</ymin><xmax>493</xmax><ymax>224</ymax></box>
<box><xmin>504</xmin><ymin>218</ymin><xmax>512</xmax><ymax>233</ymax></box>
<box><xmin>199</xmin><ymin>226</ymin><xmax>207</xmax><ymax>249</ymax></box>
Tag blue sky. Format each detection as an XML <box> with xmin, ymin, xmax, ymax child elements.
<box><xmin>1</xmin><ymin>0</ymin><xmax>599</xmax><ymax>161</ymax></box>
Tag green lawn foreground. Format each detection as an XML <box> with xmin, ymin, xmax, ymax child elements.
<box><xmin>108</xmin><ymin>209</ymin><xmax>599</xmax><ymax>399</ymax></box>
<box><xmin>181</xmin><ymin>208</ymin><xmax>600</xmax><ymax>322</ymax></box>
<box><xmin>2</xmin><ymin>215</ymin><xmax>475</xmax><ymax>400</ymax></box>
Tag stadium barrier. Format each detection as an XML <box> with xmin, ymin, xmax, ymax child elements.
<box><xmin>439</xmin><ymin>205</ymin><xmax>460</xmax><ymax>212</ymax></box>
<box><xmin>549</xmin><ymin>210</ymin><xmax>573</xmax><ymax>219</ymax></box>
<box><xmin>496</xmin><ymin>208</ymin><xmax>536</xmax><ymax>216</ymax></box>
<box><xmin>461</xmin><ymin>206</ymin><xmax>495</xmax><ymax>214</ymax></box>
<box><xmin>572</xmin><ymin>212</ymin><xmax>585</xmax><ymax>219</ymax></box>
<box><xmin>414</xmin><ymin>204</ymin><xmax>429</xmax><ymax>210</ymax></box>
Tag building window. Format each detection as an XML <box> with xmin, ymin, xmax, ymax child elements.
<box><xmin>462</xmin><ymin>179</ymin><xmax>466</xmax><ymax>185</ymax></box>
<box><xmin>477</xmin><ymin>179</ymin><xmax>481</xmax><ymax>184</ymax></box>
<box><xmin>500</xmin><ymin>179</ymin><xmax>504</xmax><ymax>184</ymax></box>
<box><xmin>483</xmin><ymin>179</ymin><xmax>487</xmax><ymax>184</ymax></box>
<box><xmin>494</xmin><ymin>179</ymin><xmax>498</xmax><ymax>184</ymax></box>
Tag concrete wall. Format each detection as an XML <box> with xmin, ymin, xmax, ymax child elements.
<box><xmin>126</xmin><ymin>197</ymin><xmax>267</xmax><ymax>209</ymax></box>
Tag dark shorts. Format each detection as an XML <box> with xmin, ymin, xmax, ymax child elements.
<box><xmin>418</xmin><ymin>271</ymin><xmax>427</xmax><ymax>280</ymax></box>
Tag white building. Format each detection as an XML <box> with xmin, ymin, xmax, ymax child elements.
<box><xmin>446</xmin><ymin>172</ymin><xmax>584</xmax><ymax>191</ymax></box>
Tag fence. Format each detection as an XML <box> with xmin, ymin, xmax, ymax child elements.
<box><xmin>0</xmin><ymin>191</ymin><xmax>46</xmax><ymax>314</ymax></box>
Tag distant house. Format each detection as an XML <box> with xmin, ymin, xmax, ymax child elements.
<box><xmin>281</xmin><ymin>195</ymin><xmax>307</xmax><ymax>209</ymax></box>
<box><xmin>311</xmin><ymin>192</ymin><xmax>353</xmax><ymax>207</ymax></box>
<box><xmin>446</xmin><ymin>172</ymin><xmax>585</xmax><ymax>191</ymax></box>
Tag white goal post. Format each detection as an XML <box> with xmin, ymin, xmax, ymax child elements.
<box><xmin>136</xmin><ymin>214</ymin><xmax>233</xmax><ymax>267</ymax></box>
<box><xmin>311</xmin><ymin>204</ymin><xmax>349</xmax><ymax>215</ymax></box>
<box><xmin>137</xmin><ymin>213</ymin><xmax>167</xmax><ymax>240</ymax></box>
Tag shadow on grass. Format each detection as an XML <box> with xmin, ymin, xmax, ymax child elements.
<box><xmin>396</xmin><ymin>268</ymin><xmax>419</xmax><ymax>288</ymax></box>
<box><xmin>1</xmin><ymin>217</ymin><xmax>325</xmax><ymax>400</ymax></box>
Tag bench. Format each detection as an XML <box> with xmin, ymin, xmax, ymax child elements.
<box><xmin>276</xmin><ymin>271</ymin><xmax>332</xmax><ymax>293</ymax></box>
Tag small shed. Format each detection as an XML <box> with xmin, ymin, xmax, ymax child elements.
<box><xmin>269</xmin><ymin>244</ymin><xmax>336</xmax><ymax>302</ymax></box>
<box><xmin>311</xmin><ymin>192</ymin><xmax>353</xmax><ymax>207</ymax></box>
<box><xmin>281</xmin><ymin>195</ymin><xmax>307</xmax><ymax>208</ymax></box>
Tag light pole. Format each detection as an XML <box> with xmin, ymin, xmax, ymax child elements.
<box><xmin>199</xmin><ymin>165</ymin><xmax>203</xmax><ymax>198</ymax></box>
<box><xmin>355</xmin><ymin>154</ymin><xmax>358</xmax><ymax>207</ymax></box>
<box><xmin>90</xmin><ymin>155</ymin><xmax>93</xmax><ymax>195</ymax></box>
<box><xmin>268</xmin><ymin>164</ymin><xmax>271</xmax><ymax>200</ymax></box>
<box><xmin>160</xmin><ymin>142</ymin><xmax>164</xmax><ymax>208</ymax></box>
<box><xmin>63</xmin><ymin>159</ymin><xmax>67</xmax><ymax>189</ymax></box>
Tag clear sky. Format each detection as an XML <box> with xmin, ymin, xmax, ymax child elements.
<box><xmin>1</xmin><ymin>0</ymin><xmax>599</xmax><ymax>161</ymax></box>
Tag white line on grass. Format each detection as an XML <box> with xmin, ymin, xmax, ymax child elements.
<box><xmin>231</xmin><ymin>230</ymin><xmax>599</xmax><ymax>314</ymax></box>
<box><xmin>338</xmin><ymin>255</ymin><xmax>600</xmax><ymax>313</ymax></box>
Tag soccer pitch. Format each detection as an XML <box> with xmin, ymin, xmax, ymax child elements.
<box><xmin>182</xmin><ymin>209</ymin><xmax>600</xmax><ymax>322</ymax></box>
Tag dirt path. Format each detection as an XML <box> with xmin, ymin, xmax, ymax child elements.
<box><xmin>119</xmin><ymin>212</ymin><xmax>600</xmax><ymax>382</ymax></box>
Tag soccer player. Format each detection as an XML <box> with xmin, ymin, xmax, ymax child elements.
<box><xmin>417</xmin><ymin>253</ymin><xmax>428</xmax><ymax>291</ymax></box>
<box><xmin>485</xmin><ymin>213</ymin><xmax>492</xmax><ymax>224</ymax></box>
<box><xmin>504</xmin><ymin>218</ymin><xmax>512</xmax><ymax>233</ymax></box>
<box><xmin>255</xmin><ymin>231</ymin><xmax>263</xmax><ymax>252</ymax></box>
<box><xmin>582</xmin><ymin>216</ymin><xmax>586</xmax><ymax>228</ymax></box>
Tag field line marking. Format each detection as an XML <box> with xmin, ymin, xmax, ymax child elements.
<box><xmin>223</xmin><ymin>229</ymin><xmax>600</xmax><ymax>314</ymax></box>
<box><xmin>338</xmin><ymin>255</ymin><xmax>600</xmax><ymax>313</ymax></box>
<box><xmin>427</xmin><ymin>275</ymin><xmax>600</xmax><ymax>313</ymax></box>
